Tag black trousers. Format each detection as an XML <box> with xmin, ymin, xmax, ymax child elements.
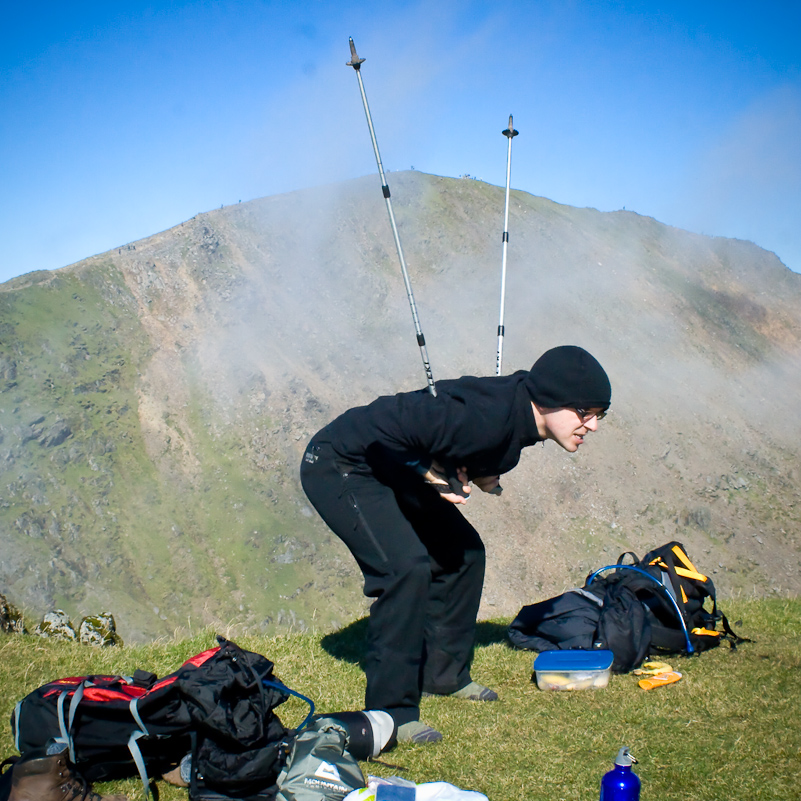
<box><xmin>300</xmin><ymin>438</ymin><xmax>485</xmax><ymax>725</ymax></box>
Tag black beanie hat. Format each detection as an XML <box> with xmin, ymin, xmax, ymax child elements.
<box><xmin>524</xmin><ymin>345</ymin><xmax>611</xmax><ymax>410</ymax></box>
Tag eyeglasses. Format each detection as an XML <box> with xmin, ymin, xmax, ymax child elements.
<box><xmin>575</xmin><ymin>408</ymin><xmax>607</xmax><ymax>422</ymax></box>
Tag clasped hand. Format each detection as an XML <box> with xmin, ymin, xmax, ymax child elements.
<box><xmin>422</xmin><ymin>462</ymin><xmax>502</xmax><ymax>505</ymax></box>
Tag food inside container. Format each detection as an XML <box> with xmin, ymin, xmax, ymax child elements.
<box><xmin>532</xmin><ymin>649</ymin><xmax>614</xmax><ymax>690</ymax></box>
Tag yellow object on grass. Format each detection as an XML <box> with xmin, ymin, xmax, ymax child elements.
<box><xmin>691</xmin><ymin>627</ymin><xmax>721</xmax><ymax>637</ymax></box>
<box><xmin>633</xmin><ymin>661</ymin><xmax>673</xmax><ymax>676</ymax></box>
<box><xmin>638</xmin><ymin>671</ymin><xmax>682</xmax><ymax>690</ymax></box>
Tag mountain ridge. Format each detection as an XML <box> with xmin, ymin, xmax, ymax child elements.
<box><xmin>1</xmin><ymin>171</ymin><xmax>799</xmax><ymax>641</ymax></box>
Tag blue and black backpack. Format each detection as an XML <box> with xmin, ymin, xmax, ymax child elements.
<box><xmin>509</xmin><ymin>541</ymin><xmax>749</xmax><ymax>673</ymax></box>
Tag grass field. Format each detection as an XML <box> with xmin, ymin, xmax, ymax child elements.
<box><xmin>1</xmin><ymin>597</ymin><xmax>799</xmax><ymax>800</ymax></box>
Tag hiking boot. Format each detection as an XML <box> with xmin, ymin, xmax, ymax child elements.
<box><xmin>8</xmin><ymin>751</ymin><xmax>128</xmax><ymax>801</ymax></box>
<box><xmin>161</xmin><ymin>753</ymin><xmax>191</xmax><ymax>788</ymax></box>
<box><xmin>396</xmin><ymin>721</ymin><xmax>443</xmax><ymax>744</ymax></box>
<box><xmin>423</xmin><ymin>681</ymin><xmax>499</xmax><ymax>702</ymax></box>
<box><xmin>160</xmin><ymin>765</ymin><xmax>189</xmax><ymax>788</ymax></box>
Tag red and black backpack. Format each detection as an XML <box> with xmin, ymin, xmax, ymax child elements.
<box><xmin>10</xmin><ymin>637</ymin><xmax>296</xmax><ymax>800</ymax></box>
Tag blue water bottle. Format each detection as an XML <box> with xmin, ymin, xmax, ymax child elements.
<box><xmin>600</xmin><ymin>746</ymin><xmax>640</xmax><ymax>801</ymax></box>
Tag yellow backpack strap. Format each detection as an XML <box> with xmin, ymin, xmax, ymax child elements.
<box><xmin>670</xmin><ymin>545</ymin><xmax>709</xmax><ymax>583</ymax></box>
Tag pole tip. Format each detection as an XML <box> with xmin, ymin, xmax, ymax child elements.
<box><xmin>347</xmin><ymin>37</ymin><xmax>365</xmax><ymax>68</ymax></box>
<box><xmin>502</xmin><ymin>120</ymin><xmax>519</xmax><ymax>138</ymax></box>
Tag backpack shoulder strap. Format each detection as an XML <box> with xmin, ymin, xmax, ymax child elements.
<box><xmin>642</xmin><ymin>542</ymin><xmax>710</xmax><ymax>585</ymax></box>
<box><xmin>641</xmin><ymin>542</ymin><xmax>718</xmax><ymax>618</ymax></box>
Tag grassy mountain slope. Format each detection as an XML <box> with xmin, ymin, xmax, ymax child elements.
<box><xmin>0</xmin><ymin>598</ymin><xmax>798</xmax><ymax>801</ymax></box>
<box><xmin>1</xmin><ymin>172</ymin><xmax>800</xmax><ymax>640</ymax></box>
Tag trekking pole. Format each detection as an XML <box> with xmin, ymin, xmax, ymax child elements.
<box><xmin>347</xmin><ymin>37</ymin><xmax>437</xmax><ymax>396</ymax></box>
<box><xmin>495</xmin><ymin>115</ymin><xmax>518</xmax><ymax>376</ymax></box>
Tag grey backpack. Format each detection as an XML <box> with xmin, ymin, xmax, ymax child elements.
<box><xmin>276</xmin><ymin>718</ymin><xmax>365</xmax><ymax>801</ymax></box>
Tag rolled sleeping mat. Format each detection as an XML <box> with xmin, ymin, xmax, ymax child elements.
<box><xmin>315</xmin><ymin>710</ymin><xmax>397</xmax><ymax>759</ymax></box>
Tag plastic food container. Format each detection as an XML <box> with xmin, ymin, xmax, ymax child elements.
<box><xmin>532</xmin><ymin>649</ymin><xmax>614</xmax><ymax>690</ymax></box>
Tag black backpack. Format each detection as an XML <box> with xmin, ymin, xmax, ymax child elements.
<box><xmin>508</xmin><ymin>541</ymin><xmax>748</xmax><ymax>672</ymax></box>
<box><xmin>10</xmin><ymin>637</ymin><xmax>302</xmax><ymax>800</ymax></box>
<box><xmin>587</xmin><ymin>541</ymin><xmax>746</xmax><ymax>655</ymax></box>
<box><xmin>594</xmin><ymin>580</ymin><xmax>652</xmax><ymax>672</ymax></box>
<box><xmin>507</xmin><ymin>582</ymin><xmax>651</xmax><ymax>673</ymax></box>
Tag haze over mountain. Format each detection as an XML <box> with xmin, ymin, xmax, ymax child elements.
<box><xmin>1</xmin><ymin>172</ymin><xmax>800</xmax><ymax>641</ymax></box>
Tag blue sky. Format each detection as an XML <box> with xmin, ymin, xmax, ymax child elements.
<box><xmin>2</xmin><ymin>1</ymin><xmax>800</xmax><ymax>284</ymax></box>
